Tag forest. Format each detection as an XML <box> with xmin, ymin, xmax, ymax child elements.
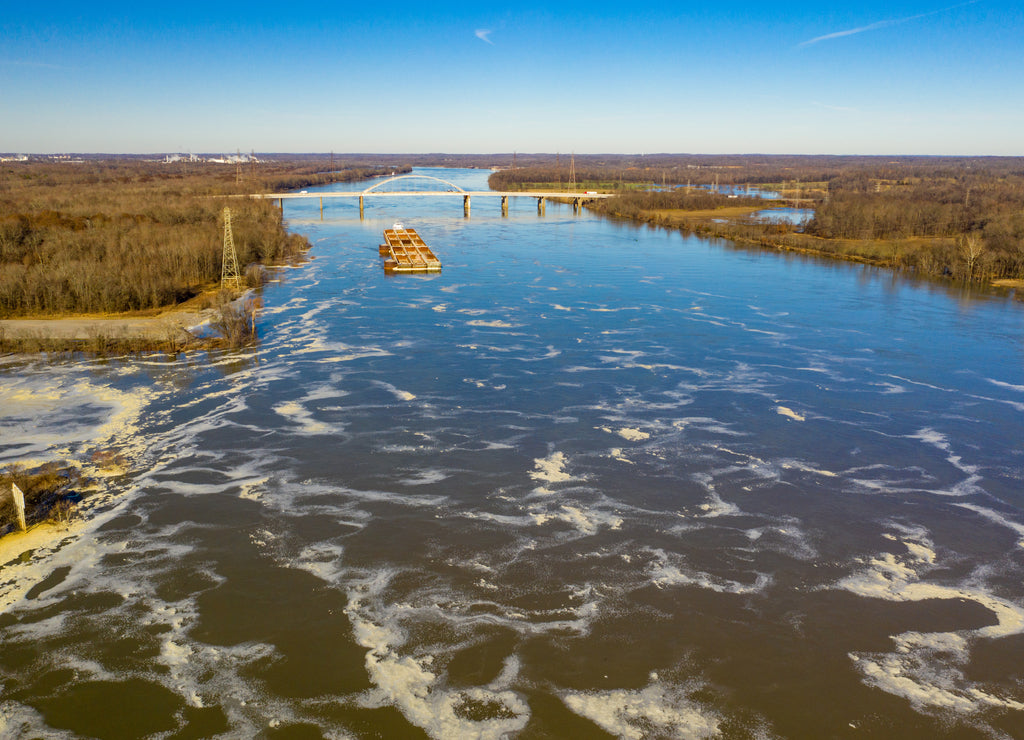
<box><xmin>0</xmin><ymin>156</ymin><xmax>406</xmax><ymax>316</ymax></box>
<box><xmin>491</xmin><ymin>155</ymin><xmax>1024</xmax><ymax>284</ymax></box>
<box><xmin>3</xmin><ymin>153</ymin><xmax>1023</xmax><ymax>319</ymax></box>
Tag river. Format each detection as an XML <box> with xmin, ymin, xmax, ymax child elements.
<box><xmin>1</xmin><ymin>168</ymin><xmax>1023</xmax><ymax>739</ymax></box>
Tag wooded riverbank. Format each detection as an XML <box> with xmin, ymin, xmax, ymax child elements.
<box><xmin>490</xmin><ymin>155</ymin><xmax>1024</xmax><ymax>287</ymax></box>
<box><xmin>0</xmin><ymin>156</ymin><xmax>411</xmax><ymax>352</ymax></box>
<box><xmin>0</xmin><ymin>156</ymin><xmax>407</xmax><ymax>318</ymax></box>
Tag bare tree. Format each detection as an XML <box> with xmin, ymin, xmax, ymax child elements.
<box><xmin>960</xmin><ymin>232</ymin><xmax>985</xmax><ymax>281</ymax></box>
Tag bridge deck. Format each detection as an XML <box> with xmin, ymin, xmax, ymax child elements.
<box><xmin>253</xmin><ymin>190</ymin><xmax>614</xmax><ymax>200</ymax></box>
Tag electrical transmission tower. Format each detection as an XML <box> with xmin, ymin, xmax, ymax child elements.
<box><xmin>221</xmin><ymin>207</ymin><xmax>242</xmax><ymax>289</ymax></box>
<box><xmin>568</xmin><ymin>152</ymin><xmax>577</xmax><ymax>192</ymax></box>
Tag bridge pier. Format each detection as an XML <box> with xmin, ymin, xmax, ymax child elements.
<box><xmin>501</xmin><ymin>195</ymin><xmax>508</xmax><ymax>217</ymax></box>
<box><xmin>464</xmin><ymin>195</ymin><xmax>471</xmax><ymax>218</ymax></box>
<box><xmin>537</xmin><ymin>197</ymin><xmax>546</xmax><ymax>216</ymax></box>
<box><xmin>359</xmin><ymin>196</ymin><xmax>364</xmax><ymax>220</ymax></box>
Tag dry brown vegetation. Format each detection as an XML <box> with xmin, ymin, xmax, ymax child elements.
<box><xmin>491</xmin><ymin>155</ymin><xmax>1024</xmax><ymax>284</ymax></box>
<box><xmin>0</xmin><ymin>463</ymin><xmax>81</xmax><ymax>535</ymax></box>
<box><xmin>0</xmin><ymin>156</ymin><xmax>401</xmax><ymax>317</ymax></box>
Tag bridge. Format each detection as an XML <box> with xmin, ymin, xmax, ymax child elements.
<box><xmin>250</xmin><ymin>174</ymin><xmax>614</xmax><ymax>218</ymax></box>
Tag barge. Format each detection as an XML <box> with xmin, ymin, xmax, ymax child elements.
<box><xmin>379</xmin><ymin>224</ymin><xmax>442</xmax><ymax>274</ymax></box>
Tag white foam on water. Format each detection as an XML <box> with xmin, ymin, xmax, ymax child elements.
<box><xmin>697</xmin><ymin>490</ymin><xmax>741</xmax><ymax>518</ymax></box>
<box><xmin>399</xmin><ymin>469</ymin><xmax>450</xmax><ymax>486</ymax></box>
<box><xmin>596</xmin><ymin>351</ymin><xmax>689</xmax><ymax>373</ymax></box>
<box><xmin>647</xmin><ymin>548</ymin><xmax>771</xmax><ymax>595</ymax></box>
<box><xmin>466</xmin><ymin>319</ymin><xmax>519</xmax><ymax>329</ymax></box>
<box><xmin>273</xmin><ymin>400</ymin><xmax>329</xmax><ymax>435</ymax></box>
<box><xmin>609</xmin><ymin>448</ymin><xmax>634</xmax><ymax>464</ymax></box>
<box><xmin>905</xmin><ymin>428</ymin><xmax>983</xmax><ymax>497</ymax></box>
<box><xmin>598</xmin><ymin>426</ymin><xmax>650</xmax><ymax>442</ymax></box>
<box><xmin>529</xmin><ymin>451</ymin><xmax>575</xmax><ymax>485</ymax></box>
<box><xmin>0</xmin><ymin>503</ymin><xmax>334</xmax><ymax>735</ymax></box>
<box><xmin>292</xmin><ymin>480</ymin><xmax>448</xmax><ymax>511</ymax></box>
<box><xmin>561</xmin><ymin>678</ymin><xmax>721</xmax><ymax>740</ymax></box>
<box><xmin>779</xmin><ymin>460</ymin><xmax>838</xmax><ymax>478</ymax></box>
<box><xmin>0</xmin><ymin>701</ymin><xmax>80</xmax><ymax>739</ymax></box>
<box><xmin>372</xmin><ymin>381</ymin><xmax>417</xmax><ymax>401</ymax></box>
<box><xmin>835</xmin><ymin>529</ymin><xmax>1024</xmax><ymax>717</ymax></box>
<box><xmin>238</xmin><ymin>476</ymin><xmax>270</xmax><ymax>502</ymax></box>
<box><xmin>741</xmin><ymin>524</ymin><xmax>819</xmax><ymax>560</ymax></box>
<box><xmin>291</xmin><ymin>542</ymin><xmax>347</xmax><ymax>585</ymax></box>
<box><xmin>488</xmin><ymin>655</ymin><xmax>521</xmax><ymax>691</ymax></box>
<box><xmin>291</xmin><ymin>337</ymin><xmax>393</xmax><ymax>363</ymax></box>
<box><xmin>671</xmin><ymin>417</ymin><xmax>744</xmax><ymax>437</ymax></box>
<box><xmin>0</xmin><ymin>372</ymin><xmax>156</xmax><ymax>465</ymax></box>
<box><xmin>344</xmin><ymin>572</ymin><xmax>531</xmax><ymax>739</ymax></box>
<box><xmin>0</xmin><ymin>493</ymin><xmax>140</xmax><ymax>614</ymax></box>
<box><xmin>530</xmin><ymin>504</ymin><xmax>624</xmax><ymax>536</ymax></box>
<box><xmin>462</xmin><ymin>377</ymin><xmax>508</xmax><ymax>392</ymax></box>
<box><xmin>139</xmin><ymin>463</ymin><xmax>279</xmax><ymax>501</ymax></box>
<box><xmin>986</xmin><ymin>378</ymin><xmax>1024</xmax><ymax>394</ymax></box>
<box><xmin>955</xmin><ymin>503</ymin><xmax>1024</xmax><ymax>547</ymax></box>
<box><xmin>775</xmin><ymin>406</ymin><xmax>805</xmax><ymax>422</ymax></box>
<box><xmin>690</xmin><ymin>473</ymin><xmax>742</xmax><ymax>518</ymax></box>
<box><xmin>885</xmin><ymin>374</ymin><xmax>951</xmax><ymax>393</ymax></box>
<box><xmin>874</xmin><ymin>381</ymin><xmax>907</xmax><ymax>394</ymax></box>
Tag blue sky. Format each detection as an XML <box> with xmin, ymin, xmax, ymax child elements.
<box><xmin>2</xmin><ymin>1</ymin><xmax>1021</xmax><ymax>154</ymax></box>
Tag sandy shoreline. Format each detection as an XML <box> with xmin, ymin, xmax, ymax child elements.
<box><xmin>0</xmin><ymin>308</ymin><xmax>215</xmax><ymax>341</ymax></box>
<box><xmin>0</xmin><ymin>522</ymin><xmax>75</xmax><ymax>566</ymax></box>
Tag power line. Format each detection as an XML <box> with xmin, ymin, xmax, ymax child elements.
<box><xmin>221</xmin><ymin>207</ymin><xmax>242</xmax><ymax>289</ymax></box>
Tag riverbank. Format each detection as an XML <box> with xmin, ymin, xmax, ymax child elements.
<box><xmin>0</xmin><ymin>156</ymin><xmax>397</xmax><ymax>321</ymax></box>
<box><xmin>0</xmin><ymin>287</ymin><xmax>230</xmax><ymax>354</ymax></box>
<box><xmin>0</xmin><ymin>306</ymin><xmax>213</xmax><ymax>344</ymax></box>
<box><xmin>588</xmin><ymin>201</ymin><xmax>1021</xmax><ymax>294</ymax></box>
<box><xmin>0</xmin><ymin>521</ymin><xmax>76</xmax><ymax>565</ymax></box>
<box><xmin>0</xmin><ymin>463</ymin><xmax>81</xmax><ymax>547</ymax></box>
<box><xmin>493</xmin><ymin>156</ymin><xmax>1024</xmax><ymax>287</ymax></box>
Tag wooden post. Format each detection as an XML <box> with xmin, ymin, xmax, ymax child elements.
<box><xmin>359</xmin><ymin>196</ymin><xmax>364</xmax><ymax>220</ymax></box>
<box><xmin>537</xmin><ymin>197</ymin><xmax>546</xmax><ymax>216</ymax></box>
<box><xmin>501</xmin><ymin>195</ymin><xmax>508</xmax><ymax>217</ymax></box>
<box><xmin>463</xmin><ymin>195</ymin><xmax>471</xmax><ymax>218</ymax></box>
<box><xmin>11</xmin><ymin>483</ymin><xmax>26</xmax><ymax>532</ymax></box>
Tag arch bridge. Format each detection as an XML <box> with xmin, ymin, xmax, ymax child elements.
<box><xmin>250</xmin><ymin>174</ymin><xmax>612</xmax><ymax>219</ymax></box>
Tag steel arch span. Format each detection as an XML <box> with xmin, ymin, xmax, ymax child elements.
<box><xmin>362</xmin><ymin>174</ymin><xmax>467</xmax><ymax>194</ymax></box>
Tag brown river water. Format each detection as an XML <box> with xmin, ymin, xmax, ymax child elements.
<box><xmin>1</xmin><ymin>168</ymin><xmax>1023</xmax><ymax>739</ymax></box>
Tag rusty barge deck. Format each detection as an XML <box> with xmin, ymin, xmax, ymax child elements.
<box><xmin>379</xmin><ymin>226</ymin><xmax>442</xmax><ymax>274</ymax></box>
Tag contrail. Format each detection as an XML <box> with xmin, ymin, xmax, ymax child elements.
<box><xmin>798</xmin><ymin>1</ymin><xmax>980</xmax><ymax>47</ymax></box>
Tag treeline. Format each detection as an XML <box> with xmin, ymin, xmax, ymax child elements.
<box><xmin>497</xmin><ymin>156</ymin><xmax>1024</xmax><ymax>283</ymax></box>
<box><xmin>0</xmin><ymin>159</ymin><xmax>398</xmax><ymax>316</ymax></box>
<box><xmin>587</xmin><ymin>189</ymin><xmax>766</xmax><ymax>216</ymax></box>
<box><xmin>489</xmin><ymin>154</ymin><xmax>1024</xmax><ymax>191</ymax></box>
<box><xmin>804</xmin><ymin>175</ymin><xmax>1024</xmax><ymax>279</ymax></box>
<box><xmin>807</xmin><ymin>175</ymin><xmax>1024</xmax><ymax>237</ymax></box>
